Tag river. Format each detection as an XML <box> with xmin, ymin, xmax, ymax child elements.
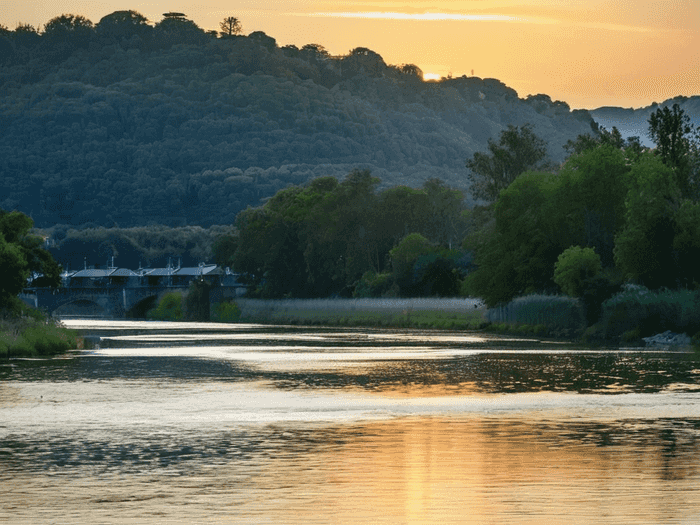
<box><xmin>2</xmin><ymin>320</ymin><xmax>700</xmax><ymax>524</ymax></box>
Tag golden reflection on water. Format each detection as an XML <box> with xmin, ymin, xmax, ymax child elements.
<box><xmin>4</xmin><ymin>416</ymin><xmax>700</xmax><ymax>524</ymax></box>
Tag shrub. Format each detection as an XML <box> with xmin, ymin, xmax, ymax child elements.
<box><xmin>147</xmin><ymin>292</ymin><xmax>184</xmax><ymax>320</ymax></box>
<box><xmin>212</xmin><ymin>301</ymin><xmax>241</xmax><ymax>323</ymax></box>
<box><xmin>598</xmin><ymin>285</ymin><xmax>700</xmax><ymax>340</ymax></box>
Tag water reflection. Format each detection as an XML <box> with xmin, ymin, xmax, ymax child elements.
<box><xmin>2</xmin><ymin>321</ymin><xmax>700</xmax><ymax>524</ymax></box>
<box><xmin>3</xmin><ymin>417</ymin><xmax>700</xmax><ymax>524</ymax></box>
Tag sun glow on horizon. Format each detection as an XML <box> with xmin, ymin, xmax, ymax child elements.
<box><xmin>423</xmin><ymin>73</ymin><xmax>442</xmax><ymax>81</ymax></box>
<box><xmin>305</xmin><ymin>12</ymin><xmax>526</xmax><ymax>22</ymax></box>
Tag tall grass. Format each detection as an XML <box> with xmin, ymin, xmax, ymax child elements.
<box><xmin>236</xmin><ymin>298</ymin><xmax>486</xmax><ymax>329</ymax></box>
<box><xmin>486</xmin><ymin>295</ymin><xmax>586</xmax><ymax>335</ymax></box>
<box><xmin>0</xmin><ymin>314</ymin><xmax>78</xmax><ymax>359</ymax></box>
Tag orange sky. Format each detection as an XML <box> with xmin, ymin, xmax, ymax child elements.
<box><xmin>3</xmin><ymin>1</ymin><xmax>699</xmax><ymax>109</ymax></box>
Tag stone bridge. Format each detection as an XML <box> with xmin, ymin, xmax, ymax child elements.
<box><xmin>21</xmin><ymin>284</ymin><xmax>243</xmax><ymax>318</ymax></box>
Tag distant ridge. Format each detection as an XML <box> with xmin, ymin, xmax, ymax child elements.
<box><xmin>590</xmin><ymin>96</ymin><xmax>700</xmax><ymax>146</ymax></box>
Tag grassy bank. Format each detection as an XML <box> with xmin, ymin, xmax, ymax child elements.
<box><xmin>1</xmin><ymin>302</ymin><xmax>78</xmax><ymax>359</ymax></box>
<box><xmin>235</xmin><ymin>298</ymin><xmax>488</xmax><ymax>330</ymax></box>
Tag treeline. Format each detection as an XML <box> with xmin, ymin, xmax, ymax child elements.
<box><xmin>222</xmin><ymin>171</ymin><xmax>471</xmax><ymax>298</ymax></box>
<box><xmin>463</xmin><ymin>104</ymin><xmax>700</xmax><ymax>337</ymax></box>
<box><xmin>0</xmin><ymin>10</ymin><xmax>595</xmax><ymax>228</ymax></box>
<box><xmin>42</xmin><ymin>224</ymin><xmax>235</xmax><ymax>270</ymax></box>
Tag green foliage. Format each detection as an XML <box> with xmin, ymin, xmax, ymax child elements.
<box><xmin>0</xmin><ymin>304</ymin><xmax>77</xmax><ymax>359</ymax></box>
<box><xmin>557</xmin><ymin>145</ymin><xmax>631</xmax><ymax>266</ymax></box>
<box><xmin>184</xmin><ymin>279</ymin><xmax>210</xmax><ymax>321</ymax></box>
<box><xmin>49</xmin><ymin>225</ymin><xmax>230</xmax><ymax>270</ymax></box>
<box><xmin>466</xmin><ymin>124</ymin><xmax>549</xmax><ymax>202</ymax></box>
<box><xmin>0</xmin><ymin>16</ymin><xmax>594</xmax><ymax>228</ymax></box>
<box><xmin>466</xmin><ymin>171</ymin><xmax>561</xmax><ymax>306</ymax></box>
<box><xmin>554</xmin><ymin>246</ymin><xmax>602</xmax><ymax>297</ymax></box>
<box><xmin>353</xmin><ymin>271</ymin><xmax>395</xmax><ymax>298</ymax></box>
<box><xmin>613</xmin><ymin>154</ymin><xmax>680</xmax><ymax>288</ymax></box>
<box><xmin>211</xmin><ymin>301</ymin><xmax>242</xmax><ymax>322</ymax></box>
<box><xmin>0</xmin><ymin>209</ymin><xmax>62</xmax><ymax>307</ymax></box>
<box><xmin>0</xmin><ymin>235</ymin><xmax>29</xmax><ymax>304</ymax></box>
<box><xmin>466</xmin><ymin>143</ymin><xmax>674</xmax><ymax>309</ymax></box>
<box><xmin>673</xmin><ymin>200</ymin><xmax>700</xmax><ymax>287</ymax></box>
<box><xmin>597</xmin><ymin>286</ymin><xmax>700</xmax><ymax>341</ymax></box>
<box><xmin>648</xmin><ymin>103</ymin><xmax>695</xmax><ymax>197</ymax></box>
<box><xmin>147</xmin><ymin>292</ymin><xmax>184</xmax><ymax>320</ymax></box>
<box><xmin>233</xmin><ymin>170</ymin><xmax>468</xmax><ymax>298</ymax></box>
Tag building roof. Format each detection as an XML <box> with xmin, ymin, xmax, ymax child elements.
<box><xmin>71</xmin><ymin>269</ymin><xmax>114</xmax><ymax>278</ymax></box>
<box><xmin>175</xmin><ymin>264</ymin><xmax>220</xmax><ymax>276</ymax></box>
<box><xmin>142</xmin><ymin>268</ymin><xmax>178</xmax><ymax>276</ymax></box>
<box><xmin>110</xmin><ymin>268</ymin><xmax>139</xmax><ymax>277</ymax></box>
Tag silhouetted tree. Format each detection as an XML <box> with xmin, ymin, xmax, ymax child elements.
<box><xmin>219</xmin><ymin>16</ymin><xmax>242</xmax><ymax>36</ymax></box>
<box><xmin>42</xmin><ymin>14</ymin><xmax>94</xmax><ymax>48</ymax></box>
<box><xmin>648</xmin><ymin>103</ymin><xmax>695</xmax><ymax>197</ymax></box>
<box><xmin>96</xmin><ymin>10</ymin><xmax>151</xmax><ymax>43</ymax></box>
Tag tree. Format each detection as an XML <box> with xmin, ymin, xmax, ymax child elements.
<box><xmin>556</xmin><ymin>145</ymin><xmax>631</xmax><ymax>266</ymax></box>
<box><xmin>0</xmin><ymin>210</ymin><xmax>62</xmax><ymax>307</ymax></box>
<box><xmin>614</xmin><ymin>154</ymin><xmax>680</xmax><ymax>289</ymax></box>
<box><xmin>466</xmin><ymin>124</ymin><xmax>549</xmax><ymax>202</ymax></box>
<box><xmin>397</xmin><ymin>64</ymin><xmax>423</xmax><ymax>80</ymax></box>
<box><xmin>96</xmin><ymin>10</ymin><xmax>151</xmax><ymax>42</ymax></box>
<box><xmin>42</xmin><ymin>14</ymin><xmax>95</xmax><ymax>48</ymax></box>
<box><xmin>219</xmin><ymin>16</ymin><xmax>242</xmax><ymax>36</ymax></box>
<box><xmin>554</xmin><ymin>246</ymin><xmax>602</xmax><ymax>298</ymax></box>
<box><xmin>648</xmin><ymin>103</ymin><xmax>695</xmax><ymax>197</ymax></box>
<box><xmin>154</xmin><ymin>14</ymin><xmax>206</xmax><ymax>47</ymax></box>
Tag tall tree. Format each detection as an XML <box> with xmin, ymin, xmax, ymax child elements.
<box><xmin>648</xmin><ymin>103</ymin><xmax>695</xmax><ymax>197</ymax></box>
<box><xmin>466</xmin><ymin>124</ymin><xmax>549</xmax><ymax>202</ymax></box>
<box><xmin>219</xmin><ymin>16</ymin><xmax>242</xmax><ymax>36</ymax></box>
<box><xmin>0</xmin><ymin>210</ymin><xmax>61</xmax><ymax>307</ymax></box>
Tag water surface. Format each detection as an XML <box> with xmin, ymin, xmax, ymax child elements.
<box><xmin>2</xmin><ymin>321</ymin><xmax>699</xmax><ymax>524</ymax></box>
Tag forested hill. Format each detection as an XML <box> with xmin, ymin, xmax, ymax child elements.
<box><xmin>0</xmin><ymin>13</ymin><xmax>597</xmax><ymax>228</ymax></box>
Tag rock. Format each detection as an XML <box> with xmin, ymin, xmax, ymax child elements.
<box><xmin>642</xmin><ymin>331</ymin><xmax>692</xmax><ymax>347</ymax></box>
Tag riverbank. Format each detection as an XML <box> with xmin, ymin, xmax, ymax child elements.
<box><xmin>235</xmin><ymin>298</ymin><xmax>489</xmax><ymax>330</ymax></box>
<box><xmin>1</xmin><ymin>305</ymin><xmax>78</xmax><ymax>359</ymax></box>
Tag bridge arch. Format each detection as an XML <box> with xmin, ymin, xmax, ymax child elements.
<box><xmin>52</xmin><ymin>298</ymin><xmax>109</xmax><ymax>317</ymax></box>
<box><xmin>126</xmin><ymin>295</ymin><xmax>159</xmax><ymax>318</ymax></box>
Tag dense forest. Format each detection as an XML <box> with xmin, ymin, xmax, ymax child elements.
<box><xmin>224</xmin><ymin>101</ymin><xmax>700</xmax><ymax>337</ymax></box>
<box><xmin>0</xmin><ymin>10</ymin><xmax>597</xmax><ymax>228</ymax></box>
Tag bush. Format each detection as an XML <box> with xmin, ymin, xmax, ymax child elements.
<box><xmin>147</xmin><ymin>292</ymin><xmax>184</xmax><ymax>320</ymax></box>
<box><xmin>212</xmin><ymin>301</ymin><xmax>241</xmax><ymax>323</ymax></box>
<box><xmin>598</xmin><ymin>285</ymin><xmax>700</xmax><ymax>341</ymax></box>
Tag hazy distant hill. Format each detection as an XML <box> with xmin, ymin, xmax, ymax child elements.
<box><xmin>0</xmin><ymin>27</ymin><xmax>597</xmax><ymax>228</ymax></box>
<box><xmin>590</xmin><ymin>96</ymin><xmax>700</xmax><ymax>146</ymax></box>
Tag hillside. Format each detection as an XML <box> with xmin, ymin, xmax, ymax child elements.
<box><xmin>590</xmin><ymin>96</ymin><xmax>700</xmax><ymax>146</ymax></box>
<box><xmin>0</xmin><ymin>18</ymin><xmax>598</xmax><ymax>228</ymax></box>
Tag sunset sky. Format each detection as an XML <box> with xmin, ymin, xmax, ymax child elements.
<box><xmin>3</xmin><ymin>0</ymin><xmax>698</xmax><ymax>109</ymax></box>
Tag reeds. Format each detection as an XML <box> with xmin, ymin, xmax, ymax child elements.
<box><xmin>486</xmin><ymin>294</ymin><xmax>586</xmax><ymax>335</ymax></box>
<box><xmin>0</xmin><ymin>315</ymin><xmax>77</xmax><ymax>359</ymax></box>
<box><xmin>236</xmin><ymin>298</ymin><xmax>487</xmax><ymax>329</ymax></box>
